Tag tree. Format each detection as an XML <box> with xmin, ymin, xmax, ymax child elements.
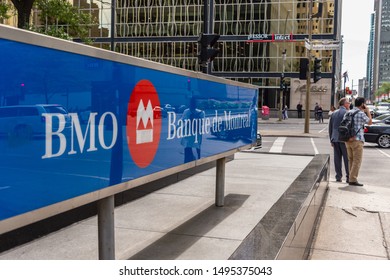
<box><xmin>34</xmin><ymin>0</ymin><xmax>94</xmax><ymax>42</ymax></box>
<box><xmin>10</xmin><ymin>0</ymin><xmax>35</xmax><ymax>28</ymax></box>
<box><xmin>0</xmin><ymin>1</ymin><xmax>11</xmax><ymax>22</ymax></box>
<box><xmin>9</xmin><ymin>0</ymin><xmax>94</xmax><ymax>43</ymax></box>
<box><xmin>375</xmin><ymin>82</ymin><xmax>390</xmax><ymax>101</ymax></box>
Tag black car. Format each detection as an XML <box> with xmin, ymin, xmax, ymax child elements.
<box><xmin>364</xmin><ymin>123</ymin><xmax>390</xmax><ymax>148</ymax></box>
<box><xmin>372</xmin><ymin>113</ymin><xmax>390</xmax><ymax>124</ymax></box>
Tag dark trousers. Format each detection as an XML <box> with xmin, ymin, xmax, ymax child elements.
<box><xmin>333</xmin><ymin>141</ymin><xmax>349</xmax><ymax>181</ymax></box>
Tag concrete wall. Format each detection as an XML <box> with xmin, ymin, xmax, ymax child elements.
<box><xmin>290</xmin><ymin>78</ymin><xmax>332</xmax><ymax>112</ymax></box>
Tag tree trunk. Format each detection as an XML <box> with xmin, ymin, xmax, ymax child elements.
<box><xmin>10</xmin><ymin>0</ymin><xmax>35</xmax><ymax>29</ymax></box>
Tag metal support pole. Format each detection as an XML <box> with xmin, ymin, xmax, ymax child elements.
<box><xmin>98</xmin><ymin>195</ymin><xmax>115</xmax><ymax>260</ymax></box>
<box><xmin>215</xmin><ymin>157</ymin><xmax>226</xmax><ymax>207</ymax></box>
<box><xmin>201</xmin><ymin>0</ymin><xmax>209</xmax><ymax>74</ymax></box>
<box><xmin>304</xmin><ymin>0</ymin><xmax>313</xmax><ymax>133</ymax></box>
<box><xmin>110</xmin><ymin>0</ymin><xmax>116</xmax><ymax>52</ymax></box>
<box><xmin>278</xmin><ymin>81</ymin><xmax>284</xmax><ymax>121</ymax></box>
<box><xmin>279</xmin><ymin>10</ymin><xmax>290</xmax><ymax>121</ymax></box>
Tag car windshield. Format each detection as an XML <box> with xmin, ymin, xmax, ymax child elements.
<box><xmin>374</xmin><ymin>114</ymin><xmax>390</xmax><ymax>120</ymax></box>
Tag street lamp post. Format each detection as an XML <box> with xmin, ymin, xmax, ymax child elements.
<box><xmin>279</xmin><ymin>10</ymin><xmax>291</xmax><ymax>121</ymax></box>
<box><xmin>110</xmin><ymin>0</ymin><xmax>116</xmax><ymax>52</ymax></box>
<box><xmin>304</xmin><ymin>0</ymin><xmax>313</xmax><ymax>133</ymax></box>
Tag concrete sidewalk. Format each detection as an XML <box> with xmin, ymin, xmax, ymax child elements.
<box><xmin>309</xmin><ymin>182</ymin><xmax>390</xmax><ymax>259</ymax></box>
<box><xmin>259</xmin><ymin>117</ymin><xmax>390</xmax><ymax>259</ymax></box>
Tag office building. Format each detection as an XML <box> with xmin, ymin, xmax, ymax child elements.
<box><xmin>374</xmin><ymin>0</ymin><xmax>390</xmax><ymax>95</ymax></box>
<box><xmin>8</xmin><ymin>0</ymin><xmax>342</xmax><ymax>110</ymax></box>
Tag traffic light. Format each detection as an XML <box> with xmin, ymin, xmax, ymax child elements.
<box><xmin>299</xmin><ymin>58</ymin><xmax>309</xmax><ymax>80</ymax></box>
<box><xmin>198</xmin><ymin>33</ymin><xmax>220</xmax><ymax>66</ymax></box>
<box><xmin>280</xmin><ymin>79</ymin><xmax>285</xmax><ymax>90</ymax></box>
<box><xmin>280</xmin><ymin>73</ymin><xmax>285</xmax><ymax>90</ymax></box>
<box><xmin>280</xmin><ymin>73</ymin><xmax>288</xmax><ymax>91</ymax></box>
<box><xmin>313</xmin><ymin>57</ymin><xmax>322</xmax><ymax>83</ymax></box>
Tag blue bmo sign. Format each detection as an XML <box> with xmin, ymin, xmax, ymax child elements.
<box><xmin>0</xmin><ymin>26</ymin><xmax>258</xmax><ymax>232</ymax></box>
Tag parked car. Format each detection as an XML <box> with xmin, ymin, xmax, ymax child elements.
<box><xmin>0</xmin><ymin>104</ymin><xmax>71</xmax><ymax>139</ymax></box>
<box><xmin>377</xmin><ymin>102</ymin><xmax>390</xmax><ymax>109</ymax></box>
<box><xmin>371</xmin><ymin>113</ymin><xmax>390</xmax><ymax>124</ymax></box>
<box><xmin>372</xmin><ymin>105</ymin><xmax>390</xmax><ymax>118</ymax></box>
<box><xmin>364</xmin><ymin>124</ymin><xmax>390</xmax><ymax>148</ymax></box>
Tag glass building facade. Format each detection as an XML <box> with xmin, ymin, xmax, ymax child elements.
<box><xmin>374</xmin><ymin>0</ymin><xmax>390</xmax><ymax>95</ymax></box>
<box><xmin>49</xmin><ymin>0</ymin><xmax>340</xmax><ymax>108</ymax></box>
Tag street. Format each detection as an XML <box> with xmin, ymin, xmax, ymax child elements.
<box><xmin>257</xmin><ymin>120</ymin><xmax>390</xmax><ymax>187</ymax></box>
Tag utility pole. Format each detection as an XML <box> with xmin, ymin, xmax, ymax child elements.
<box><xmin>304</xmin><ymin>0</ymin><xmax>313</xmax><ymax>133</ymax></box>
<box><xmin>110</xmin><ymin>0</ymin><xmax>116</xmax><ymax>52</ymax></box>
<box><xmin>279</xmin><ymin>10</ymin><xmax>291</xmax><ymax>121</ymax></box>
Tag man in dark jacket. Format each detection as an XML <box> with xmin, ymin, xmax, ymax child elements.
<box><xmin>328</xmin><ymin>98</ymin><xmax>350</xmax><ymax>183</ymax></box>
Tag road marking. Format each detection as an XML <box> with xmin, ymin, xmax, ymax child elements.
<box><xmin>376</xmin><ymin>148</ymin><xmax>390</xmax><ymax>158</ymax></box>
<box><xmin>311</xmin><ymin>138</ymin><xmax>319</xmax><ymax>154</ymax></box>
<box><xmin>319</xmin><ymin>127</ymin><xmax>327</xmax><ymax>134</ymax></box>
<box><xmin>269</xmin><ymin>137</ymin><xmax>286</xmax><ymax>153</ymax></box>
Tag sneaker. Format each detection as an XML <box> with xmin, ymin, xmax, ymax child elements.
<box><xmin>349</xmin><ymin>181</ymin><xmax>363</xmax><ymax>186</ymax></box>
<box><xmin>336</xmin><ymin>179</ymin><xmax>342</xmax><ymax>182</ymax></box>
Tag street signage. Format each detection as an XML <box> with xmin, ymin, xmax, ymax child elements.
<box><xmin>311</xmin><ymin>43</ymin><xmax>340</xmax><ymax>50</ymax></box>
<box><xmin>0</xmin><ymin>25</ymin><xmax>258</xmax><ymax>233</ymax></box>
<box><xmin>247</xmin><ymin>33</ymin><xmax>294</xmax><ymax>42</ymax></box>
<box><xmin>305</xmin><ymin>40</ymin><xmax>312</xmax><ymax>50</ymax></box>
<box><xmin>305</xmin><ymin>39</ymin><xmax>340</xmax><ymax>50</ymax></box>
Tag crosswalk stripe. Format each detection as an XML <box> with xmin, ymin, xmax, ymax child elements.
<box><xmin>376</xmin><ymin>148</ymin><xmax>390</xmax><ymax>158</ymax></box>
<box><xmin>269</xmin><ymin>137</ymin><xmax>286</xmax><ymax>153</ymax></box>
<box><xmin>311</xmin><ymin>138</ymin><xmax>319</xmax><ymax>154</ymax></box>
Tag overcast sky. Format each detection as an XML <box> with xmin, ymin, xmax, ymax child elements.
<box><xmin>341</xmin><ymin>0</ymin><xmax>374</xmax><ymax>89</ymax></box>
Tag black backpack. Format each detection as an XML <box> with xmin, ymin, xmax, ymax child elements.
<box><xmin>338</xmin><ymin>110</ymin><xmax>360</xmax><ymax>142</ymax></box>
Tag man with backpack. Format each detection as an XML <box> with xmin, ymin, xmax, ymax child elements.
<box><xmin>329</xmin><ymin>98</ymin><xmax>350</xmax><ymax>183</ymax></box>
<box><xmin>343</xmin><ymin>97</ymin><xmax>372</xmax><ymax>186</ymax></box>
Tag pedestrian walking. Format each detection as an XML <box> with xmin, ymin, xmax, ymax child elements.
<box><xmin>344</xmin><ymin>97</ymin><xmax>372</xmax><ymax>186</ymax></box>
<box><xmin>328</xmin><ymin>98</ymin><xmax>350</xmax><ymax>183</ymax></box>
<box><xmin>317</xmin><ymin>105</ymin><xmax>324</xmax><ymax>123</ymax></box>
<box><xmin>314</xmin><ymin>103</ymin><xmax>319</xmax><ymax>120</ymax></box>
<box><xmin>282</xmin><ymin>105</ymin><xmax>288</xmax><ymax>120</ymax></box>
<box><xmin>296</xmin><ymin>102</ymin><xmax>303</xmax><ymax>118</ymax></box>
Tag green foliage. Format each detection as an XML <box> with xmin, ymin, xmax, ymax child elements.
<box><xmin>34</xmin><ymin>0</ymin><xmax>95</xmax><ymax>43</ymax></box>
<box><xmin>0</xmin><ymin>1</ymin><xmax>11</xmax><ymax>20</ymax></box>
<box><xmin>375</xmin><ymin>82</ymin><xmax>390</xmax><ymax>100</ymax></box>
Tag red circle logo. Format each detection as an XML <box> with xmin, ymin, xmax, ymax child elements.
<box><xmin>127</xmin><ymin>80</ymin><xmax>161</xmax><ymax>168</ymax></box>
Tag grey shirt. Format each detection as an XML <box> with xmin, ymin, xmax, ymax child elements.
<box><xmin>329</xmin><ymin>106</ymin><xmax>348</xmax><ymax>143</ymax></box>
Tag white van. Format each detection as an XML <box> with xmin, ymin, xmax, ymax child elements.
<box><xmin>0</xmin><ymin>104</ymin><xmax>71</xmax><ymax>139</ymax></box>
